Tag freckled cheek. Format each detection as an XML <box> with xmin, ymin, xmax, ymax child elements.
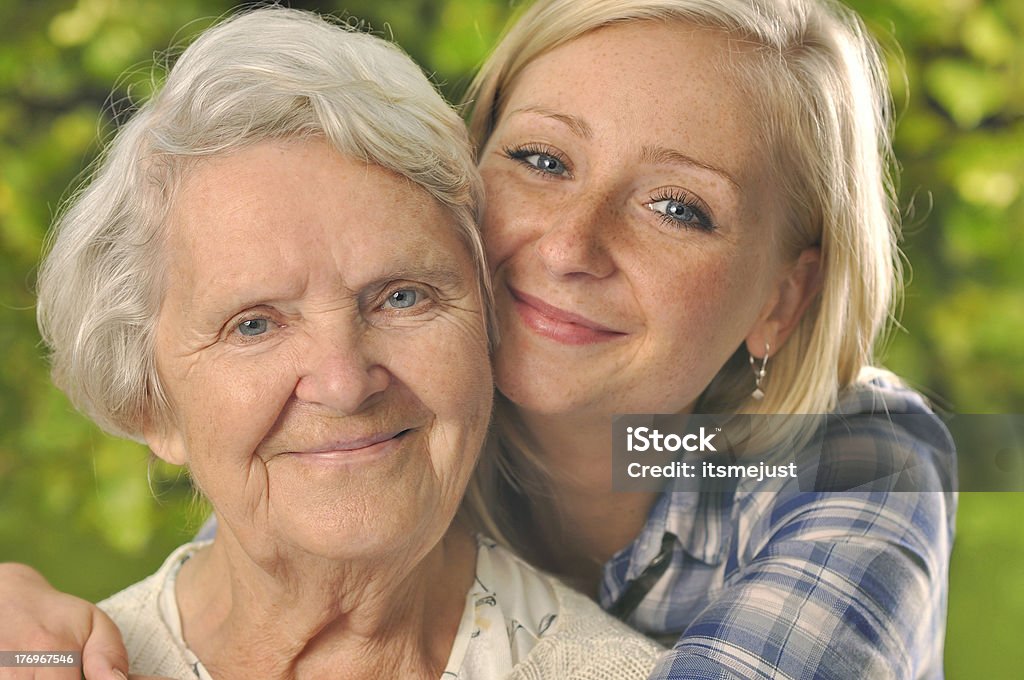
<box><xmin>480</xmin><ymin>179</ymin><xmax>534</xmax><ymax>270</ymax></box>
<box><xmin>640</xmin><ymin>259</ymin><xmax>741</xmax><ymax>344</ymax></box>
<box><xmin>480</xmin><ymin>209</ymin><xmax>511</xmax><ymax>270</ymax></box>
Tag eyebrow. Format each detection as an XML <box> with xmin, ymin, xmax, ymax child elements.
<box><xmin>508</xmin><ymin>106</ymin><xmax>594</xmax><ymax>140</ymax></box>
<box><xmin>640</xmin><ymin>145</ymin><xmax>741</xmax><ymax>190</ymax></box>
<box><xmin>372</xmin><ymin>264</ymin><xmax>467</xmax><ymax>289</ymax></box>
<box><xmin>355</xmin><ymin>263</ymin><xmax>471</xmax><ymax>303</ymax></box>
<box><xmin>506</xmin><ymin>106</ymin><xmax>740</xmax><ymax>190</ymax></box>
<box><xmin>203</xmin><ymin>264</ymin><xmax>468</xmax><ymax>317</ymax></box>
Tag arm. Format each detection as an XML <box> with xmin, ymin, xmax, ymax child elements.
<box><xmin>649</xmin><ymin>489</ymin><xmax>954</xmax><ymax>680</ymax></box>
<box><xmin>0</xmin><ymin>563</ymin><xmax>129</xmax><ymax>680</ymax></box>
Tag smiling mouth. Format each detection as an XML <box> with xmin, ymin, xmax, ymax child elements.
<box><xmin>509</xmin><ymin>286</ymin><xmax>626</xmax><ymax>345</ymax></box>
<box><xmin>287</xmin><ymin>429</ymin><xmax>413</xmax><ymax>462</ymax></box>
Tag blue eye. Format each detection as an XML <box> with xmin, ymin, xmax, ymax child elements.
<box><xmin>385</xmin><ymin>289</ymin><xmax>420</xmax><ymax>309</ymax></box>
<box><xmin>237</xmin><ymin>318</ymin><xmax>269</xmax><ymax>336</ymax></box>
<box><xmin>647</xmin><ymin>194</ymin><xmax>716</xmax><ymax>232</ymax></box>
<box><xmin>648</xmin><ymin>199</ymin><xmax>696</xmax><ymax>222</ymax></box>
<box><xmin>524</xmin><ymin>153</ymin><xmax>566</xmax><ymax>175</ymax></box>
<box><xmin>504</xmin><ymin>145</ymin><xmax>571</xmax><ymax>177</ymax></box>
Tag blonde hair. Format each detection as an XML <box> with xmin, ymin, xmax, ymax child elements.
<box><xmin>37</xmin><ymin>7</ymin><xmax>493</xmax><ymax>441</ymax></box>
<box><xmin>462</xmin><ymin>0</ymin><xmax>902</xmax><ymax>551</ymax></box>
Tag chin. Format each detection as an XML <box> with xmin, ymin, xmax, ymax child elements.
<box><xmin>496</xmin><ymin>373</ymin><xmax>594</xmax><ymax>419</ymax></box>
<box><xmin>286</xmin><ymin>514</ymin><xmax>440</xmax><ymax>563</ymax></box>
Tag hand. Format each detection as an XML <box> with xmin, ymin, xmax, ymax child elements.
<box><xmin>0</xmin><ymin>563</ymin><xmax>133</xmax><ymax>680</ymax></box>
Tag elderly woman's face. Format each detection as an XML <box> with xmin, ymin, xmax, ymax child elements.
<box><xmin>479</xmin><ymin>21</ymin><xmax>798</xmax><ymax>418</ymax></box>
<box><xmin>148</xmin><ymin>139</ymin><xmax>492</xmax><ymax>563</ymax></box>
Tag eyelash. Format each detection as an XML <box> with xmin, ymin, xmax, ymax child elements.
<box><xmin>502</xmin><ymin>144</ymin><xmax>572</xmax><ymax>178</ymax></box>
<box><xmin>648</xmin><ymin>189</ymin><xmax>717</xmax><ymax>233</ymax></box>
<box><xmin>224</xmin><ymin>283</ymin><xmax>435</xmax><ymax>341</ymax></box>
<box><xmin>502</xmin><ymin>143</ymin><xmax>716</xmax><ymax>232</ymax></box>
<box><xmin>229</xmin><ymin>311</ymin><xmax>281</xmax><ymax>343</ymax></box>
<box><xmin>378</xmin><ymin>283</ymin><xmax>434</xmax><ymax>314</ymax></box>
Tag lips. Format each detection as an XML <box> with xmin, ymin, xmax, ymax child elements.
<box><xmin>509</xmin><ymin>286</ymin><xmax>626</xmax><ymax>345</ymax></box>
<box><xmin>285</xmin><ymin>429</ymin><xmax>412</xmax><ymax>463</ymax></box>
<box><xmin>301</xmin><ymin>430</ymin><xmax>408</xmax><ymax>453</ymax></box>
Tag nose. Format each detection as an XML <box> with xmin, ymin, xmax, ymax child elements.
<box><xmin>534</xmin><ymin>196</ymin><xmax>617</xmax><ymax>279</ymax></box>
<box><xmin>294</xmin><ymin>326</ymin><xmax>391</xmax><ymax>414</ymax></box>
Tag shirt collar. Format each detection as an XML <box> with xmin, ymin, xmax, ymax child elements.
<box><xmin>619</xmin><ymin>476</ymin><xmax>732</xmax><ymax>583</ymax></box>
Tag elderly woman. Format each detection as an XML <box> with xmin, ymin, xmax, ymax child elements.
<box><xmin>17</xmin><ymin>7</ymin><xmax>663</xmax><ymax>680</ymax></box>
<box><xmin>4</xmin><ymin>1</ymin><xmax>955</xmax><ymax>678</ymax></box>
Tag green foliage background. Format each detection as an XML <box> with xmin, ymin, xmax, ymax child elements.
<box><xmin>1</xmin><ymin>0</ymin><xmax>1021</xmax><ymax>676</ymax></box>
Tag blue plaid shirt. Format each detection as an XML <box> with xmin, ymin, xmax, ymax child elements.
<box><xmin>601</xmin><ymin>379</ymin><xmax>957</xmax><ymax>680</ymax></box>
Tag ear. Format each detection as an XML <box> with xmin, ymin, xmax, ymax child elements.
<box><xmin>745</xmin><ymin>246</ymin><xmax>822</xmax><ymax>357</ymax></box>
<box><xmin>143</xmin><ymin>414</ymin><xmax>188</xmax><ymax>466</ymax></box>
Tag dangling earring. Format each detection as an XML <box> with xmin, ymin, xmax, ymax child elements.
<box><xmin>749</xmin><ymin>342</ymin><xmax>770</xmax><ymax>400</ymax></box>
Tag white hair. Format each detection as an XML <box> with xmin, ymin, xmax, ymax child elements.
<box><xmin>37</xmin><ymin>7</ymin><xmax>493</xmax><ymax>441</ymax></box>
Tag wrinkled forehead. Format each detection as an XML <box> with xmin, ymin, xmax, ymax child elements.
<box><xmin>157</xmin><ymin>140</ymin><xmax>476</xmax><ymax>304</ymax></box>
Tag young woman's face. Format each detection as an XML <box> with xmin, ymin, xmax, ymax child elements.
<box><xmin>479</xmin><ymin>21</ymin><xmax>796</xmax><ymax>419</ymax></box>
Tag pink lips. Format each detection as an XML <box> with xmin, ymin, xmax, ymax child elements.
<box><xmin>509</xmin><ymin>287</ymin><xmax>625</xmax><ymax>345</ymax></box>
<box><xmin>289</xmin><ymin>430</ymin><xmax>408</xmax><ymax>463</ymax></box>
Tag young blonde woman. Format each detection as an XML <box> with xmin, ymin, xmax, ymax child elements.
<box><xmin>2</xmin><ymin>1</ymin><xmax>955</xmax><ymax>678</ymax></box>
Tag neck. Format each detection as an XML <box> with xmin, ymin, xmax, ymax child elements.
<box><xmin>515</xmin><ymin>408</ymin><xmax>659</xmax><ymax>596</ymax></box>
<box><xmin>176</xmin><ymin>525</ymin><xmax>476</xmax><ymax>680</ymax></box>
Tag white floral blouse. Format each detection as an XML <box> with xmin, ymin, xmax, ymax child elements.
<box><xmin>100</xmin><ymin>536</ymin><xmax>663</xmax><ymax>679</ymax></box>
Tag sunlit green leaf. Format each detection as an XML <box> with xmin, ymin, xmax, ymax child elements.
<box><xmin>925</xmin><ymin>58</ymin><xmax>1009</xmax><ymax>128</ymax></box>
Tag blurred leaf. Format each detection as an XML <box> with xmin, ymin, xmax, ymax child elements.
<box><xmin>961</xmin><ymin>6</ymin><xmax>1015</xmax><ymax>65</ymax></box>
<box><xmin>925</xmin><ymin>58</ymin><xmax>1008</xmax><ymax>128</ymax></box>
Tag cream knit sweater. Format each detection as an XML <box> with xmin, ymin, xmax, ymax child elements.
<box><xmin>100</xmin><ymin>540</ymin><xmax>663</xmax><ymax>679</ymax></box>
